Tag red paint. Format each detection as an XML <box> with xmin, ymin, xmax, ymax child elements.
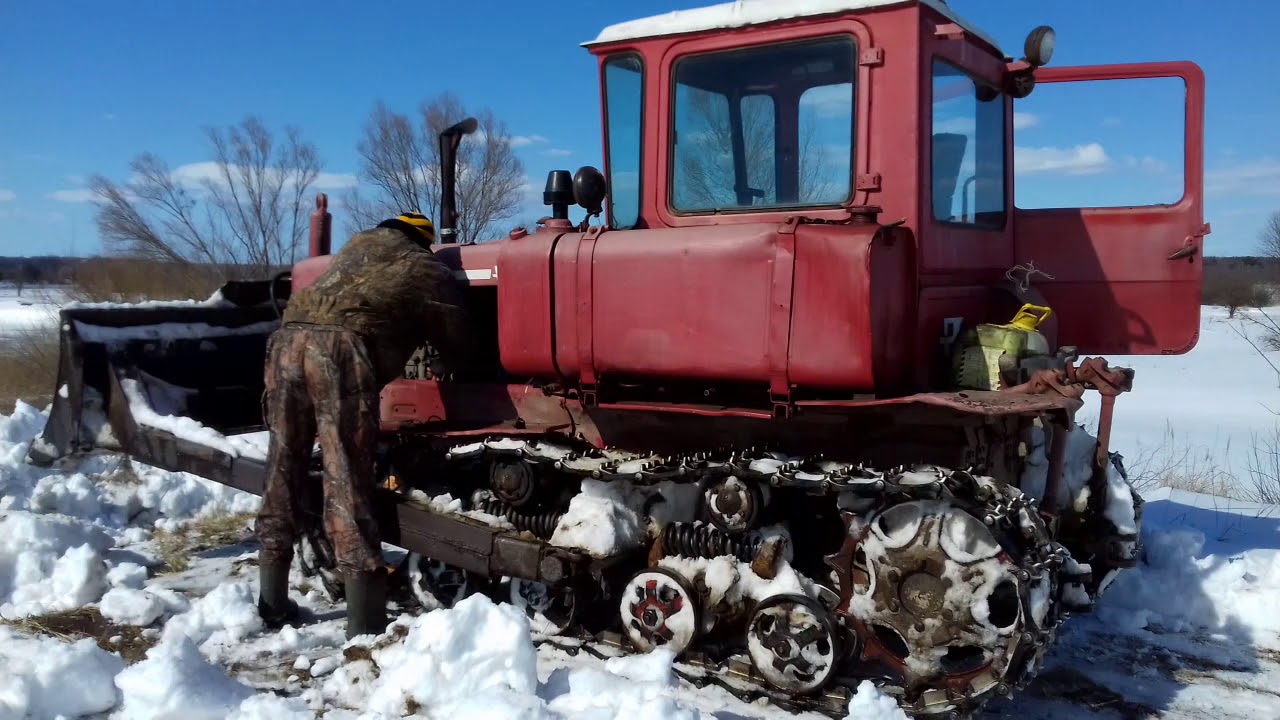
<box><xmin>291</xmin><ymin>255</ymin><xmax>331</xmax><ymax>292</ymax></box>
<box><xmin>495</xmin><ymin>226</ymin><xmax>559</xmax><ymax>377</ymax></box>
<box><xmin>1014</xmin><ymin>62</ymin><xmax>1206</xmax><ymax>355</ymax></box>
<box><xmin>290</xmin><ymin>3</ymin><xmax>1203</xmax><ymax>426</ymax></box>
<box><xmin>308</xmin><ymin>193</ymin><xmax>331</xmax><ymax>258</ymax></box>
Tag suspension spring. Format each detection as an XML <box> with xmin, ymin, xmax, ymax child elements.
<box><xmin>661</xmin><ymin>522</ymin><xmax>764</xmax><ymax>563</ymax></box>
<box><xmin>472</xmin><ymin>496</ymin><xmax>564</xmax><ymax>540</ymax></box>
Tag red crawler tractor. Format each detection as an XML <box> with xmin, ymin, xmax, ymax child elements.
<box><xmin>29</xmin><ymin>0</ymin><xmax>1206</xmax><ymax>716</ymax></box>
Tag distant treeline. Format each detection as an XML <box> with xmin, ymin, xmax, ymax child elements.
<box><xmin>0</xmin><ymin>256</ymin><xmax>289</xmax><ymax>303</ymax></box>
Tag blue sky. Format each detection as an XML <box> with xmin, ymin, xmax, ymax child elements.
<box><xmin>1</xmin><ymin>0</ymin><xmax>1277</xmax><ymax>257</ymax></box>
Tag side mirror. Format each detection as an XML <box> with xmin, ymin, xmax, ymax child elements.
<box><xmin>573</xmin><ymin>166</ymin><xmax>607</xmax><ymax>216</ymax></box>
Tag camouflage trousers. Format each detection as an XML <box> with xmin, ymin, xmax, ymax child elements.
<box><xmin>255</xmin><ymin>322</ymin><xmax>383</xmax><ymax>575</ymax></box>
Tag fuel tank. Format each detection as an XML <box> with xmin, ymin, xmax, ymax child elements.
<box><xmin>493</xmin><ymin>220</ymin><xmax>917</xmax><ymax>397</ymax></box>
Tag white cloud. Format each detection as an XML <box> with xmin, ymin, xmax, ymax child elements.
<box><xmin>49</xmin><ymin>162</ymin><xmax>358</xmax><ymax>203</ymax></box>
<box><xmin>1205</xmin><ymin>158</ymin><xmax>1280</xmax><ymax>196</ymax></box>
<box><xmin>936</xmin><ymin>112</ymin><xmax>1038</xmax><ymax>136</ymax></box>
<box><xmin>164</xmin><ymin>161</ymin><xmax>357</xmax><ymax>192</ymax></box>
<box><xmin>313</xmin><ymin>172</ymin><xmax>359</xmax><ymax>190</ymax></box>
<box><xmin>510</xmin><ymin>135</ymin><xmax>549</xmax><ymax>148</ymax></box>
<box><xmin>1012</xmin><ymin>112</ymin><xmax>1039</xmax><ymax>130</ymax></box>
<box><xmin>0</xmin><ymin>189</ymin><xmax>15</xmax><ymax>202</ymax></box>
<box><xmin>1015</xmin><ymin>143</ymin><xmax>1110</xmax><ymax>175</ymax></box>
<box><xmin>1122</xmin><ymin>155</ymin><xmax>1170</xmax><ymax>174</ymax></box>
<box><xmin>544</xmin><ymin>148</ymin><xmax>573</xmax><ymax>158</ymax></box>
<box><xmin>799</xmin><ymin>83</ymin><xmax>853</xmax><ymax>119</ymax></box>
<box><xmin>49</xmin><ymin>189</ymin><xmax>96</xmax><ymax>203</ymax></box>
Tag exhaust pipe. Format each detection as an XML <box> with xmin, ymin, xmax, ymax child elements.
<box><xmin>439</xmin><ymin>117</ymin><xmax>479</xmax><ymax>245</ymax></box>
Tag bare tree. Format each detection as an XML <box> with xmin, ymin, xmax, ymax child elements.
<box><xmin>1260</xmin><ymin>210</ymin><xmax>1280</xmax><ymax>259</ymax></box>
<box><xmin>88</xmin><ymin>116</ymin><xmax>323</xmax><ymax>275</ymax></box>
<box><xmin>344</xmin><ymin>93</ymin><xmax>527</xmax><ymax>244</ymax></box>
<box><xmin>674</xmin><ymin>88</ymin><xmax>838</xmax><ymax>210</ymax></box>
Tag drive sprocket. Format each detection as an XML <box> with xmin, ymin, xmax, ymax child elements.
<box><xmin>833</xmin><ymin>473</ymin><xmax>1061</xmax><ymax>715</ymax></box>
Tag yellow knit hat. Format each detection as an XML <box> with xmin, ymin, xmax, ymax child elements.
<box><xmin>379</xmin><ymin>212</ymin><xmax>437</xmax><ymax>246</ymax></box>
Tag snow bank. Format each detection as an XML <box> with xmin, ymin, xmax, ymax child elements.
<box><xmin>115</xmin><ymin>636</ymin><xmax>256</xmax><ymax>720</ymax></box>
<box><xmin>160</xmin><ymin>581</ymin><xmax>263</xmax><ymax>657</ymax></box>
<box><xmin>1098</xmin><ymin>488</ymin><xmax>1280</xmax><ymax>649</ymax></box>
<box><xmin>0</xmin><ymin>626</ymin><xmax>124</xmax><ymax>719</ymax></box>
<box><xmin>545</xmin><ymin>647</ymin><xmax>702</xmax><ymax>719</ymax></box>
<box><xmin>354</xmin><ymin>594</ymin><xmax>549</xmax><ymax>719</ymax></box>
<box><xmin>0</xmin><ymin>513</ymin><xmax>113</xmax><ymax>619</ymax></box>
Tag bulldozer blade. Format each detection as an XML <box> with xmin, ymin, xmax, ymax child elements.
<box><xmin>26</xmin><ymin>303</ymin><xmax>281</xmax><ymax>481</ymax></box>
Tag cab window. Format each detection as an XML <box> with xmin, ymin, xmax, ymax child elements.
<box><xmin>670</xmin><ymin>36</ymin><xmax>856</xmax><ymax>213</ymax></box>
<box><xmin>931</xmin><ymin>59</ymin><xmax>1006</xmax><ymax>228</ymax></box>
<box><xmin>603</xmin><ymin>54</ymin><xmax>644</xmax><ymax>229</ymax></box>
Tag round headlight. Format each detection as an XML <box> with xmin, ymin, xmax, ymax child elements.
<box><xmin>1024</xmin><ymin>25</ymin><xmax>1056</xmax><ymax>67</ymax></box>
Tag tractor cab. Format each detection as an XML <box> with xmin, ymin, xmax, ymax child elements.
<box><xmin>576</xmin><ymin>0</ymin><xmax>1206</xmax><ymax>366</ymax></box>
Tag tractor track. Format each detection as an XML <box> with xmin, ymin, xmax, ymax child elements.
<box><xmin>294</xmin><ymin>434</ymin><xmax>1122</xmax><ymax>719</ymax></box>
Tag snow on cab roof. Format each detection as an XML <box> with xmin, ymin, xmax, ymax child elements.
<box><xmin>585</xmin><ymin>0</ymin><xmax>1000</xmax><ymax>52</ymax></box>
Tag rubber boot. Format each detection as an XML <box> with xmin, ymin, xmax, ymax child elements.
<box><xmin>344</xmin><ymin>570</ymin><xmax>388</xmax><ymax>640</ymax></box>
<box><xmin>258</xmin><ymin>560</ymin><xmax>300</xmax><ymax>629</ymax></box>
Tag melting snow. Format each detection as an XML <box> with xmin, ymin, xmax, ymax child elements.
<box><xmin>586</xmin><ymin>0</ymin><xmax>1001</xmax><ymax>51</ymax></box>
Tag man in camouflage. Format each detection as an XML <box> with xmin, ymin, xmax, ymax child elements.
<box><xmin>254</xmin><ymin>212</ymin><xmax>471</xmax><ymax>639</ymax></box>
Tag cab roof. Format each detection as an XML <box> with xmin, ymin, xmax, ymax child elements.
<box><xmin>584</xmin><ymin>0</ymin><xmax>1000</xmax><ymax>52</ymax></box>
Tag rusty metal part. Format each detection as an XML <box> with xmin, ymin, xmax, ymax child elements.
<box><xmin>510</xmin><ymin>578</ymin><xmax>579</xmax><ymax>636</ymax></box>
<box><xmin>850</xmin><ymin>501</ymin><xmax>1023</xmax><ymax>706</ymax></box>
<box><xmin>822</xmin><ymin>472</ymin><xmax>1064</xmax><ymax>716</ymax></box>
<box><xmin>621</xmin><ymin>567</ymin><xmax>702</xmax><ymax>655</ymax></box>
<box><xmin>471</xmin><ymin>494</ymin><xmax>564</xmax><ymax>540</ymax></box>
<box><xmin>750</xmin><ymin>535</ymin><xmax>786</xmax><ymax>581</ymax></box>
<box><xmin>489</xmin><ymin>458</ymin><xmax>536</xmax><ymax>507</ymax></box>
<box><xmin>407</xmin><ymin>554</ymin><xmax>479</xmax><ymax>609</ymax></box>
<box><xmin>660</xmin><ymin>522</ymin><xmax>767</xmax><ymax>564</ymax></box>
<box><xmin>705</xmin><ymin>475</ymin><xmax>763</xmax><ymax>533</ymax></box>
<box><xmin>746</xmin><ymin>594</ymin><xmax>843</xmax><ymax>694</ymax></box>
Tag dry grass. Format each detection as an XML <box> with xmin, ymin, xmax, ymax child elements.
<box><xmin>100</xmin><ymin>457</ymin><xmax>144</xmax><ymax>486</ymax></box>
<box><xmin>0</xmin><ymin>326</ymin><xmax>59</xmax><ymax>411</ymax></box>
<box><xmin>1122</xmin><ymin>423</ymin><xmax>1243</xmax><ymax>498</ymax></box>
<box><xmin>63</xmin><ymin>257</ymin><xmax>224</xmax><ymax>304</ymax></box>
<box><xmin>1</xmin><ymin>607</ymin><xmax>158</xmax><ymax>664</ymax></box>
<box><xmin>152</xmin><ymin>511</ymin><xmax>256</xmax><ymax>573</ymax></box>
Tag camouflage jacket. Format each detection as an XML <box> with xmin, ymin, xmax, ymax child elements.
<box><xmin>282</xmin><ymin>226</ymin><xmax>473</xmax><ymax>386</ymax></box>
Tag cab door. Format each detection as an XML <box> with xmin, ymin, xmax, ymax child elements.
<box><xmin>1013</xmin><ymin>62</ymin><xmax>1206</xmax><ymax>355</ymax></box>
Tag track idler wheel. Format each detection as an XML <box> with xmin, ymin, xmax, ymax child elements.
<box><xmin>489</xmin><ymin>458</ymin><xmax>536</xmax><ymax>508</ymax></box>
<box><xmin>704</xmin><ymin>476</ymin><xmax>763</xmax><ymax>533</ymax></box>
<box><xmin>746</xmin><ymin>594</ymin><xmax>842</xmax><ymax>695</ymax></box>
<box><xmin>407</xmin><ymin>553</ymin><xmax>480</xmax><ymax>610</ymax></box>
<box><xmin>620</xmin><ymin>567</ymin><xmax>701</xmax><ymax>655</ymax></box>
<box><xmin>509</xmin><ymin>578</ymin><xmax>578</xmax><ymax>636</ymax></box>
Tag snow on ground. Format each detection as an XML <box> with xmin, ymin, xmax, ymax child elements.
<box><xmin>0</xmin><ymin>304</ymin><xmax>1278</xmax><ymax>719</ymax></box>
<box><xmin>0</xmin><ymin>284</ymin><xmax>67</xmax><ymax>343</ymax></box>
<box><xmin>1078</xmin><ymin>305</ymin><xmax>1280</xmax><ymax>493</ymax></box>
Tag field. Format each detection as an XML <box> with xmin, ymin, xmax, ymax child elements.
<box><xmin>0</xmin><ymin>286</ymin><xmax>1278</xmax><ymax>719</ymax></box>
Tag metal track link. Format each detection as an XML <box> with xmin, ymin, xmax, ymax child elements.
<box><xmin>425</xmin><ymin>435</ymin><xmax>1098</xmax><ymax>718</ymax></box>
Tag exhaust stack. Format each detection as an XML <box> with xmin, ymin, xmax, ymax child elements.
<box><xmin>439</xmin><ymin>116</ymin><xmax>479</xmax><ymax>245</ymax></box>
